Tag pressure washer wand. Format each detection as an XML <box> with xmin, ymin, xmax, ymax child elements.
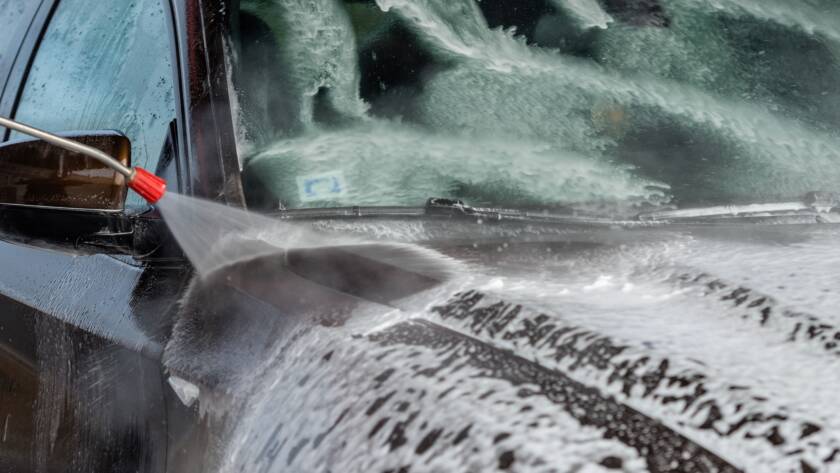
<box><xmin>0</xmin><ymin>116</ymin><xmax>166</xmax><ymax>204</ymax></box>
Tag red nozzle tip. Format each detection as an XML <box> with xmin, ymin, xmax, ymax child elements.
<box><xmin>128</xmin><ymin>167</ymin><xmax>166</xmax><ymax>204</ymax></box>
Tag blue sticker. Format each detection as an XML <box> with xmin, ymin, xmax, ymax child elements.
<box><xmin>297</xmin><ymin>171</ymin><xmax>348</xmax><ymax>202</ymax></box>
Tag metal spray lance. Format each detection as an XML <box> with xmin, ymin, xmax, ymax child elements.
<box><xmin>0</xmin><ymin>116</ymin><xmax>167</xmax><ymax>204</ymax></box>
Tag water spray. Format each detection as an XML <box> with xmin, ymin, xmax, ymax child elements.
<box><xmin>0</xmin><ymin>116</ymin><xmax>167</xmax><ymax>204</ymax></box>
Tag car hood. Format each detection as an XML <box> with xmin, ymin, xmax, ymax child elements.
<box><xmin>163</xmin><ymin>220</ymin><xmax>840</xmax><ymax>473</ymax></box>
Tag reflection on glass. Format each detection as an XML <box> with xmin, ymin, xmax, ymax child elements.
<box><xmin>230</xmin><ymin>0</ymin><xmax>840</xmax><ymax>215</ymax></box>
<box><xmin>0</xmin><ymin>133</ymin><xmax>129</xmax><ymax>210</ymax></box>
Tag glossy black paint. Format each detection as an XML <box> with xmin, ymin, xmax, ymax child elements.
<box><xmin>173</xmin><ymin>0</ymin><xmax>245</xmax><ymax>206</ymax></box>
<box><xmin>0</xmin><ymin>0</ymin><xmax>242</xmax><ymax>470</ymax></box>
<box><xmin>1</xmin><ymin>1</ymin><xmax>827</xmax><ymax>472</ymax></box>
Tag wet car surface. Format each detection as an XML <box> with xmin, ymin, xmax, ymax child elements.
<box><xmin>150</xmin><ymin>219</ymin><xmax>839</xmax><ymax>473</ymax></box>
<box><xmin>2</xmin><ymin>0</ymin><xmax>840</xmax><ymax>472</ymax></box>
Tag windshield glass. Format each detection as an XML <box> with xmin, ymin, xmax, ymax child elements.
<box><xmin>228</xmin><ymin>0</ymin><xmax>840</xmax><ymax>215</ymax></box>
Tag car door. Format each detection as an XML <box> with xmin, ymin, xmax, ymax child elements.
<box><xmin>0</xmin><ymin>1</ymin><xmax>191</xmax><ymax>472</ymax></box>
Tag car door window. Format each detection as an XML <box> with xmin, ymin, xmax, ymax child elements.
<box><xmin>12</xmin><ymin>0</ymin><xmax>176</xmax><ymax>207</ymax></box>
<box><xmin>0</xmin><ymin>0</ymin><xmax>39</xmax><ymax>80</ymax></box>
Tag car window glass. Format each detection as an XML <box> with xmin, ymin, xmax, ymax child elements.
<box><xmin>13</xmin><ymin>0</ymin><xmax>176</xmax><ymax>207</ymax></box>
<box><xmin>0</xmin><ymin>0</ymin><xmax>39</xmax><ymax>78</ymax></box>
<box><xmin>230</xmin><ymin>0</ymin><xmax>840</xmax><ymax>214</ymax></box>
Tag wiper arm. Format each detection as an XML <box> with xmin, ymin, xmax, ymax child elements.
<box><xmin>268</xmin><ymin>193</ymin><xmax>840</xmax><ymax>227</ymax></box>
<box><xmin>269</xmin><ymin>205</ymin><xmax>427</xmax><ymax>219</ymax></box>
<box><xmin>270</xmin><ymin>198</ymin><xmax>634</xmax><ymax>227</ymax></box>
<box><xmin>424</xmin><ymin>198</ymin><xmax>624</xmax><ymax>225</ymax></box>
<box><xmin>635</xmin><ymin>192</ymin><xmax>840</xmax><ymax>222</ymax></box>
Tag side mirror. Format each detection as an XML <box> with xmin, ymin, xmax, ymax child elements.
<box><xmin>0</xmin><ymin>131</ymin><xmax>130</xmax><ymax>211</ymax></box>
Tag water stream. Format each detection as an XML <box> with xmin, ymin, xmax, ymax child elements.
<box><xmin>155</xmin><ymin>192</ymin><xmax>454</xmax><ymax>281</ymax></box>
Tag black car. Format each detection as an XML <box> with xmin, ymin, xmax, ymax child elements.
<box><xmin>2</xmin><ymin>0</ymin><xmax>840</xmax><ymax>472</ymax></box>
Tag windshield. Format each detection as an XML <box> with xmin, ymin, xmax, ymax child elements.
<box><xmin>227</xmin><ymin>0</ymin><xmax>840</xmax><ymax>216</ymax></box>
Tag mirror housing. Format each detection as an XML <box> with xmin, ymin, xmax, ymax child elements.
<box><xmin>0</xmin><ymin>131</ymin><xmax>130</xmax><ymax>211</ymax></box>
<box><xmin>0</xmin><ymin>131</ymin><xmax>136</xmax><ymax>254</ymax></box>
<box><xmin>0</xmin><ymin>127</ymin><xmax>180</xmax><ymax>258</ymax></box>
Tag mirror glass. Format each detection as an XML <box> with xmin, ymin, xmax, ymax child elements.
<box><xmin>0</xmin><ymin>132</ymin><xmax>130</xmax><ymax>210</ymax></box>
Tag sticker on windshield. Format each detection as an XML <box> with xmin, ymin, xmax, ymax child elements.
<box><xmin>297</xmin><ymin>171</ymin><xmax>348</xmax><ymax>202</ymax></box>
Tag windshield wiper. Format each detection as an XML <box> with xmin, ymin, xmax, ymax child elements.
<box><xmin>270</xmin><ymin>198</ymin><xmax>633</xmax><ymax>226</ymax></box>
<box><xmin>423</xmin><ymin>198</ymin><xmax>627</xmax><ymax>225</ymax></box>
<box><xmin>635</xmin><ymin>192</ymin><xmax>840</xmax><ymax>223</ymax></box>
<box><xmin>268</xmin><ymin>193</ymin><xmax>840</xmax><ymax>227</ymax></box>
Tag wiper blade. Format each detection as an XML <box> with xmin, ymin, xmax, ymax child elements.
<box><xmin>269</xmin><ymin>193</ymin><xmax>840</xmax><ymax>227</ymax></box>
<box><xmin>635</xmin><ymin>192</ymin><xmax>840</xmax><ymax>223</ymax></box>
<box><xmin>270</xmin><ymin>198</ymin><xmax>635</xmax><ymax>227</ymax></box>
<box><xmin>270</xmin><ymin>205</ymin><xmax>427</xmax><ymax>219</ymax></box>
<box><xmin>424</xmin><ymin>198</ymin><xmax>626</xmax><ymax>225</ymax></box>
